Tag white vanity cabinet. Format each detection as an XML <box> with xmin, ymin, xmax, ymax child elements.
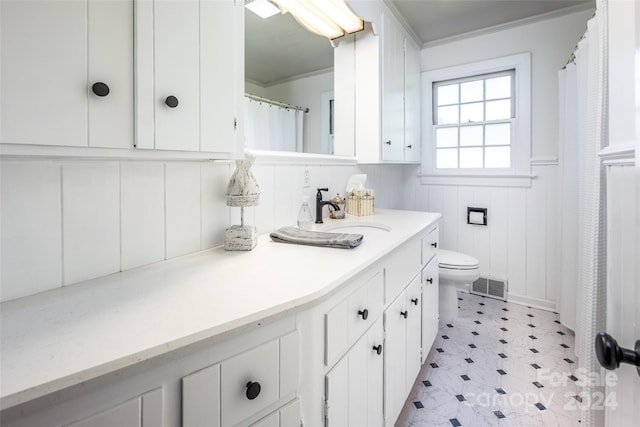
<box><xmin>135</xmin><ymin>0</ymin><xmax>243</xmax><ymax>156</ymax></box>
<box><xmin>319</xmin><ymin>224</ymin><xmax>440</xmax><ymax>427</ymax></box>
<box><xmin>0</xmin><ymin>0</ymin><xmax>133</xmax><ymax>149</ymax></box>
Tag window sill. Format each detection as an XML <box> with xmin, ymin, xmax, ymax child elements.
<box><xmin>419</xmin><ymin>173</ymin><xmax>535</xmax><ymax>188</ymax></box>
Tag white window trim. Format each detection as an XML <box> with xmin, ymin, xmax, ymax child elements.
<box><xmin>420</xmin><ymin>52</ymin><xmax>532</xmax><ymax>187</ymax></box>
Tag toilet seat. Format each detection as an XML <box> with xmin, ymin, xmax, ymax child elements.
<box><xmin>438</xmin><ymin>249</ymin><xmax>479</xmax><ymax>270</ymax></box>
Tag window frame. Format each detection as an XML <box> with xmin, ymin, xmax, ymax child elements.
<box><xmin>421</xmin><ymin>53</ymin><xmax>532</xmax><ymax>187</ymax></box>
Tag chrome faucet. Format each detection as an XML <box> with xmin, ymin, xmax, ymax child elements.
<box><xmin>315</xmin><ymin>188</ymin><xmax>340</xmax><ymax>224</ymax></box>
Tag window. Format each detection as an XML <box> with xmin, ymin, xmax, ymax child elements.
<box><xmin>421</xmin><ymin>53</ymin><xmax>531</xmax><ymax>186</ymax></box>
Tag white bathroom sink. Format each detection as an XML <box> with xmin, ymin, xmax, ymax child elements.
<box><xmin>321</xmin><ymin>221</ymin><xmax>392</xmax><ymax>232</ymax></box>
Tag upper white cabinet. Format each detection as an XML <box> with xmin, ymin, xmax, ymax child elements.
<box><xmin>0</xmin><ymin>0</ymin><xmax>133</xmax><ymax>149</ymax></box>
<box><xmin>1</xmin><ymin>0</ymin><xmax>242</xmax><ymax>157</ymax></box>
<box><xmin>334</xmin><ymin>4</ymin><xmax>421</xmax><ymax>163</ymax></box>
<box><xmin>135</xmin><ymin>0</ymin><xmax>243</xmax><ymax>155</ymax></box>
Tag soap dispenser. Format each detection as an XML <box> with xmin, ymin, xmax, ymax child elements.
<box><xmin>297</xmin><ymin>196</ymin><xmax>313</xmax><ymax>230</ymax></box>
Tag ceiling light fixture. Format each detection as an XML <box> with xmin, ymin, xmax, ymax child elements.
<box><xmin>245</xmin><ymin>0</ymin><xmax>281</xmax><ymax>19</ymax></box>
<box><xmin>273</xmin><ymin>0</ymin><xmax>364</xmax><ymax>40</ymax></box>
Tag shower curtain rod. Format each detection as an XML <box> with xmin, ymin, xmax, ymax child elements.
<box><xmin>245</xmin><ymin>93</ymin><xmax>310</xmax><ymax>113</ymax></box>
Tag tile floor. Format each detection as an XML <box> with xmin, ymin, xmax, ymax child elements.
<box><xmin>397</xmin><ymin>291</ymin><xmax>583</xmax><ymax>427</ymax></box>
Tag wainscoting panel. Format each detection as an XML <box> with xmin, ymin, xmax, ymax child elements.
<box><xmin>406</xmin><ymin>164</ymin><xmax>561</xmax><ymax>309</ymax></box>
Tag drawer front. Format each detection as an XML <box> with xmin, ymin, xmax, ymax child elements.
<box><xmin>385</xmin><ymin>238</ymin><xmax>422</xmax><ymax>303</ymax></box>
<box><xmin>421</xmin><ymin>227</ymin><xmax>439</xmax><ymax>265</ymax></box>
<box><xmin>221</xmin><ymin>340</ymin><xmax>280</xmax><ymax>426</ymax></box>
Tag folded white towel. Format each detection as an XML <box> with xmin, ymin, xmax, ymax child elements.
<box><xmin>269</xmin><ymin>226</ymin><xmax>363</xmax><ymax>249</ymax></box>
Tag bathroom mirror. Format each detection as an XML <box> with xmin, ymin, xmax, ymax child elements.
<box><xmin>245</xmin><ymin>7</ymin><xmax>337</xmax><ymax>155</ymax></box>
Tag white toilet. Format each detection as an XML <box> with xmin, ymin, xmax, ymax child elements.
<box><xmin>438</xmin><ymin>249</ymin><xmax>481</xmax><ymax>320</ymax></box>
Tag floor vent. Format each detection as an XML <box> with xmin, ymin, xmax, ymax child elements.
<box><xmin>471</xmin><ymin>276</ymin><xmax>508</xmax><ymax>300</ymax></box>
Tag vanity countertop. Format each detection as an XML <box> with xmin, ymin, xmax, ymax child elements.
<box><xmin>0</xmin><ymin>209</ymin><xmax>440</xmax><ymax>410</ymax></box>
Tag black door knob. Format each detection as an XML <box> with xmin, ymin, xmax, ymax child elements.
<box><xmin>401</xmin><ymin>311</ymin><xmax>408</xmax><ymax>319</ymax></box>
<box><xmin>431</xmin><ymin>242</ymin><xmax>438</xmax><ymax>248</ymax></box>
<box><xmin>92</xmin><ymin>82</ymin><xmax>110</xmax><ymax>97</ymax></box>
<box><xmin>245</xmin><ymin>381</ymin><xmax>261</xmax><ymax>400</ymax></box>
<box><xmin>165</xmin><ymin>95</ymin><xmax>179</xmax><ymax>108</ymax></box>
<box><xmin>595</xmin><ymin>332</ymin><xmax>640</xmax><ymax>375</ymax></box>
<box><xmin>426</xmin><ymin>278</ymin><xmax>433</xmax><ymax>284</ymax></box>
<box><xmin>358</xmin><ymin>309</ymin><xmax>369</xmax><ymax>320</ymax></box>
<box><xmin>373</xmin><ymin>344</ymin><xmax>383</xmax><ymax>355</ymax></box>
<box><xmin>411</xmin><ymin>298</ymin><xmax>419</xmax><ymax>306</ymax></box>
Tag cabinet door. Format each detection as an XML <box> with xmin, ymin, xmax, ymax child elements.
<box><xmin>325</xmin><ymin>356</ymin><xmax>349</xmax><ymax>427</ymax></box>
<box><xmin>403</xmin><ymin>36</ymin><xmax>421</xmax><ymax>162</ymax></box>
<box><xmin>326</xmin><ymin>319</ymin><xmax>384</xmax><ymax>427</ymax></box>
<box><xmin>200</xmin><ymin>0</ymin><xmax>242</xmax><ymax>154</ymax></box>
<box><xmin>421</xmin><ymin>260</ymin><xmax>439</xmax><ymax>363</ymax></box>
<box><xmin>183</xmin><ymin>364</ymin><xmax>221</xmax><ymax>427</ymax></box>
<box><xmin>153</xmin><ymin>0</ymin><xmax>200</xmax><ymax>151</ymax></box>
<box><xmin>405</xmin><ymin>275</ymin><xmax>422</xmax><ymax>394</ymax></box>
<box><xmin>1</xmin><ymin>0</ymin><xmax>132</xmax><ymax>149</ymax></box>
<box><xmin>381</xmin><ymin>9</ymin><xmax>405</xmax><ymax>161</ymax></box>
<box><xmin>384</xmin><ymin>292</ymin><xmax>407</xmax><ymax>427</ymax></box>
<box><xmin>367</xmin><ymin>319</ymin><xmax>385</xmax><ymax>427</ymax></box>
<box><xmin>1</xmin><ymin>0</ymin><xmax>85</xmax><ymax>147</ymax></box>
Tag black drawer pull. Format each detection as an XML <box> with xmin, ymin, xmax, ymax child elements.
<box><xmin>245</xmin><ymin>381</ymin><xmax>261</xmax><ymax>400</ymax></box>
<box><xmin>92</xmin><ymin>82</ymin><xmax>110</xmax><ymax>97</ymax></box>
<box><xmin>411</xmin><ymin>298</ymin><xmax>419</xmax><ymax>305</ymax></box>
<box><xmin>358</xmin><ymin>309</ymin><xmax>369</xmax><ymax>320</ymax></box>
<box><xmin>373</xmin><ymin>344</ymin><xmax>383</xmax><ymax>355</ymax></box>
<box><xmin>426</xmin><ymin>278</ymin><xmax>433</xmax><ymax>284</ymax></box>
<box><xmin>401</xmin><ymin>311</ymin><xmax>408</xmax><ymax>319</ymax></box>
<box><xmin>385</xmin><ymin>140</ymin><xmax>391</xmax><ymax>145</ymax></box>
<box><xmin>165</xmin><ymin>95</ymin><xmax>179</xmax><ymax>108</ymax></box>
<box><xmin>431</xmin><ymin>242</ymin><xmax>438</xmax><ymax>248</ymax></box>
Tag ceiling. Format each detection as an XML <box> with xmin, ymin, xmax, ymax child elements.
<box><xmin>245</xmin><ymin>0</ymin><xmax>594</xmax><ymax>86</ymax></box>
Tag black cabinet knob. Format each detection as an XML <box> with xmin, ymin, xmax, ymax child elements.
<box><xmin>411</xmin><ymin>298</ymin><xmax>419</xmax><ymax>306</ymax></box>
<box><xmin>165</xmin><ymin>95</ymin><xmax>179</xmax><ymax>108</ymax></box>
<box><xmin>595</xmin><ymin>332</ymin><xmax>640</xmax><ymax>376</ymax></box>
<box><xmin>373</xmin><ymin>344</ymin><xmax>383</xmax><ymax>355</ymax></box>
<box><xmin>426</xmin><ymin>278</ymin><xmax>433</xmax><ymax>284</ymax></box>
<box><xmin>385</xmin><ymin>140</ymin><xmax>391</xmax><ymax>145</ymax></box>
<box><xmin>245</xmin><ymin>381</ymin><xmax>261</xmax><ymax>400</ymax></box>
<box><xmin>92</xmin><ymin>82</ymin><xmax>110</xmax><ymax>97</ymax></box>
<box><xmin>431</xmin><ymin>242</ymin><xmax>438</xmax><ymax>248</ymax></box>
<box><xmin>401</xmin><ymin>311</ymin><xmax>408</xmax><ymax>319</ymax></box>
<box><xmin>406</xmin><ymin>145</ymin><xmax>412</xmax><ymax>149</ymax></box>
<box><xmin>358</xmin><ymin>309</ymin><xmax>369</xmax><ymax>320</ymax></box>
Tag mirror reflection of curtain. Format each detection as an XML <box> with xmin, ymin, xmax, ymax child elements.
<box><xmin>244</xmin><ymin>97</ymin><xmax>304</xmax><ymax>152</ymax></box>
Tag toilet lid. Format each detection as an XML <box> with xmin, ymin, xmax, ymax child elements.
<box><xmin>439</xmin><ymin>249</ymin><xmax>480</xmax><ymax>270</ymax></box>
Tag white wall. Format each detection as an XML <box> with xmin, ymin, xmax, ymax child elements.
<box><xmin>421</xmin><ymin>8</ymin><xmax>593</xmax><ymax>159</ymax></box>
<box><xmin>0</xmin><ymin>157</ymin><xmax>407</xmax><ymax>302</ymax></box>
<box><xmin>402</xmin><ymin>8</ymin><xmax>594</xmax><ymax>310</ymax></box>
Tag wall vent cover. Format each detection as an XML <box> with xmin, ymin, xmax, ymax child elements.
<box><xmin>471</xmin><ymin>276</ymin><xmax>508</xmax><ymax>300</ymax></box>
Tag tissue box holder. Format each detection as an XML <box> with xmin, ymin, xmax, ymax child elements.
<box><xmin>346</xmin><ymin>189</ymin><xmax>375</xmax><ymax>216</ymax></box>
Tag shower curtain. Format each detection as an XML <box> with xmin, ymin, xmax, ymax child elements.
<box><xmin>558</xmin><ymin>1</ymin><xmax>608</xmax><ymax>426</ymax></box>
<box><xmin>244</xmin><ymin>97</ymin><xmax>304</xmax><ymax>152</ymax></box>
